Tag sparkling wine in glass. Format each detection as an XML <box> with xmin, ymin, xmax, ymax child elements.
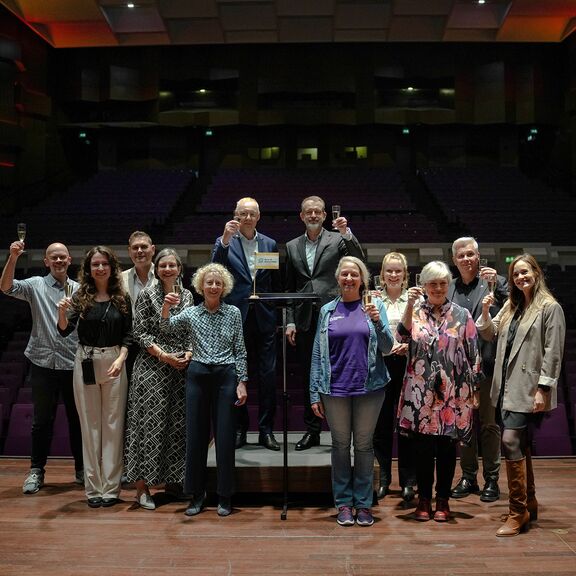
<box><xmin>373</xmin><ymin>275</ymin><xmax>382</xmax><ymax>291</ymax></box>
<box><xmin>488</xmin><ymin>274</ymin><xmax>497</xmax><ymax>295</ymax></box>
<box><xmin>362</xmin><ymin>291</ymin><xmax>372</xmax><ymax>308</ymax></box>
<box><xmin>64</xmin><ymin>283</ymin><xmax>74</xmax><ymax>298</ymax></box>
<box><xmin>331</xmin><ymin>205</ymin><xmax>341</xmax><ymax>229</ymax></box>
<box><xmin>173</xmin><ymin>277</ymin><xmax>183</xmax><ymax>295</ymax></box>
<box><xmin>415</xmin><ymin>273</ymin><xmax>422</xmax><ymax>287</ymax></box>
<box><xmin>17</xmin><ymin>223</ymin><xmax>26</xmax><ymax>242</ymax></box>
<box><xmin>479</xmin><ymin>258</ymin><xmax>488</xmax><ymax>275</ymax></box>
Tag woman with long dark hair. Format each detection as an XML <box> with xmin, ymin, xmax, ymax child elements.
<box><xmin>58</xmin><ymin>246</ymin><xmax>132</xmax><ymax>508</ymax></box>
<box><xmin>478</xmin><ymin>254</ymin><xmax>565</xmax><ymax>537</ymax></box>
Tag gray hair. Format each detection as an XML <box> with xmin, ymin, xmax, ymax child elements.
<box><xmin>451</xmin><ymin>236</ymin><xmax>478</xmax><ymax>257</ymax></box>
<box><xmin>154</xmin><ymin>248</ymin><xmax>182</xmax><ymax>280</ymax></box>
<box><xmin>192</xmin><ymin>263</ymin><xmax>235</xmax><ymax>299</ymax></box>
<box><xmin>419</xmin><ymin>261</ymin><xmax>452</xmax><ymax>285</ymax></box>
<box><xmin>335</xmin><ymin>256</ymin><xmax>370</xmax><ymax>291</ymax></box>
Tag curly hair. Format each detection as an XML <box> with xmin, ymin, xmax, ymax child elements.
<box><xmin>74</xmin><ymin>246</ymin><xmax>129</xmax><ymax>317</ymax></box>
<box><xmin>192</xmin><ymin>262</ymin><xmax>234</xmax><ymax>299</ymax></box>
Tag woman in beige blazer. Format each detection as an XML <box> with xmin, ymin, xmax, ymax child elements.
<box><xmin>477</xmin><ymin>253</ymin><xmax>565</xmax><ymax>538</ymax></box>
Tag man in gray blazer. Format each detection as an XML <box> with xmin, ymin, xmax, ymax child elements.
<box><xmin>285</xmin><ymin>196</ymin><xmax>364</xmax><ymax>450</ymax></box>
<box><xmin>449</xmin><ymin>237</ymin><xmax>508</xmax><ymax>502</ymax></box>
<box><xmin>121</xmin><ymin>230</ymin><xmax>156</xmax><ymax>315</ymax></box>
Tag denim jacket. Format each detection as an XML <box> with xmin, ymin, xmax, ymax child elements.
<box><xmin>309</xmin><ymin>296</ymin><xmax>394</xmax><ymax>404</ymax></box>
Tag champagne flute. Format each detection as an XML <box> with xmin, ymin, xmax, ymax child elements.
<box><xmin>487</xmin><ymin>273</ymin><xmax>497</xmax><ymax>295</ymax></box>
<box><xmin>479</xmin><ymin>258</ymin><xmax>488</xmax><ymax>277</ymax></box>
<box><xmin>17</xmin><ymin>222</ymin><xmax>26</xmax><ymax>242</ymax></box>
<box><xmin>173</xmin><ymin>277</ymin><xmax>183</xmax><ymax>295</ymax></box>
<box><xmin>373</xmin><ymin>274</ymin><xmax>382</xmax><ymax>291</ymax></box>
<box><xmin>362</xmin><ymin>290</ymin><xmax>372</xmax><ymax>309</ymax></box>
<box><xmin>331</xmin><ymin>205</ymin><xmax>341</xmax><ymax>229</ymax></box>
<box><xmin>64</xmin><ymin>283</ymin><xmax>74</xmax><ymax>298</ymax></box>
<box><xmin>415</xmin><ymin>273</ymin><xmax>422</xmax><ymax>287</ymax></box>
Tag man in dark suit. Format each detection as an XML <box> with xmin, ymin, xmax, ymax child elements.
<box><xmin>285</xmin><ymin>195</ymin><xmax>364</xmax><ymax>450</ymax></box>
<box><xmin>212</xmin><ymin>197</ymin><xmax>281</xmax><ymax>451</ymax></box>
<box><xmin>449</xmin><ymin>237</ymin><xmax>508</xmax><ymax>502</ymax></box>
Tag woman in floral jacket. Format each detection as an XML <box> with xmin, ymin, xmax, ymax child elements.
<box><xmin>397</xmin><ymin>261</ymin><xmax>481</xmax><ymax>523</ymax></box>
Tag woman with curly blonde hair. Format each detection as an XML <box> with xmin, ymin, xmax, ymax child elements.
<box><xmin>58</xmin><ymin>246</ymin><xmax>132</xmax><ymax>508</ymax></box>
<box><xmin>161</xmin><ymin>262</ymin><xmax>248</xmax><ymax>517</ymax></box>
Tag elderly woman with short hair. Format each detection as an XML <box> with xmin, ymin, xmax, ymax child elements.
<box><xmin>310</xmin><ymin>256</ymin><xmax>394</xmax><ymax>527</ymax></box>
<box><xmin>161</xmin><ymin>262</ymin><xmax>248</xmax><ymax>518</ymax></box>
<box><xmin>397</xmin><ymin>261</ymin><xmax>481</xmax><ymax>523</ymax></box>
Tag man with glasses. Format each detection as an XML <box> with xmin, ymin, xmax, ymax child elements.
<box><xmin>212</xmin><ymin>197</ymin><xmax>282</xmax><ymax>451</ymax></box>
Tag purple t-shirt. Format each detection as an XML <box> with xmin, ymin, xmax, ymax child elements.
<box><xmin>328</xmin><ymin>300</ymin><xmax>369</xmax><ymax>396</ymax></box>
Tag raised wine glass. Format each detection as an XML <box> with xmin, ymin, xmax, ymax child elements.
<box><xmin>331</xmin><ymin>205</ymin><xmax>341</xmax><ymax>229</ymax></box>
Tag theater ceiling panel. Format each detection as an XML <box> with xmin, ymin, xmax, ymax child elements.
<box><xmin>0</xmin><ymin>0</ymin><xmax>574</xmax><ymax>47</ymax></box>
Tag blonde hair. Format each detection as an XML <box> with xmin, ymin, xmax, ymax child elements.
<box><xmin>192</xmin><ymin>263</ymin><xmax>234</xmax><ymax>299</ymax></box>
<box><xmin>380</xmin><ymin>252</ymin><xmax>409</xmax><ymax>291</ymax></box>
<box><xmin>335</xmin><ymin>256</ymin><xmax>370</xmax><ymax>292</ymax></box>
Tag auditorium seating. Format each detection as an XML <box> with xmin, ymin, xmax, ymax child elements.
<box><xmin>420</xmin><ymin>167</ymin><xmax>576</xmax><ymax>245</ymax></box>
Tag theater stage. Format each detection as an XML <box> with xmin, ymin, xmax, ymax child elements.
<box><xmin>1</xmin><ymin>451</ymin><xmax>575</xmax><ymax>576</ymax></box>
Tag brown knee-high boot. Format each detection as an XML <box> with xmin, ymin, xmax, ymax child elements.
<box><xmin>496</xmin><ymin>458</ymin><xmax>530</xmax><ymax>537</ymax></box>
<box><xmin>525</xmin><ymin>448</ymin><xmax>538</xmax><ymax>521</ymax></box>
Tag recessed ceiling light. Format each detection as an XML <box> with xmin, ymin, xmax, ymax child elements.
<box><xmin>478</xmin><ymin>0</ymin><xmax>486</xmax><ymax>4</ymax></box>
<box><xmin>127</xmin><ymin>2</ymin><xmax>135</xmax><ymax>8</ymax></box>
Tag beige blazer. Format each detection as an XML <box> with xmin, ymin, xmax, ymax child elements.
<box><xmin>477</xmin><ymin>300</ymin><xmax>565</xmax><ymax>413</ymax></box>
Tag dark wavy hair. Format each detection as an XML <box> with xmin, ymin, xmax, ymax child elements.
<box><xmin>75</xmin><ymin>246</ymin><xmax>129</xmax><ymax>317</ymax></box>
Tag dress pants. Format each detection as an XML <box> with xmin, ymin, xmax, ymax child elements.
<box><xmin>458</xmin><ymin>376</ymin><xmax>501</xmax><ymax>482</ymax></box>
<box><xmin>73</xmin><ymin>347</ymin><xmax>128</xmax><ymax>499</ymax></box>
<box><xmin>184</xmin><ymin>362</ymin><xmax>237</xmax><ymax>498</ymax></box>
<box><xmin>412</xmin><ymin>433</ymin><xmax>457</xmax><ymax>500</ymax></box>
<box><xmin>373</xmin><ymin>354</ymin><xmax>416</xmax><ymax>488</ymax></box>
<box><xmin>296</xmin><ymin>310</ymin><xmax>322</xmax><ymax>435</ymax></box>
<box><xmin>29</xmin><ymin>363</ymin><xmax>83</xmax><ymax>473</ymax></box>
<box><xmin>236</xmin><ymin>308</ymin><xmax>277</xmax><ymax>435</ymax></box>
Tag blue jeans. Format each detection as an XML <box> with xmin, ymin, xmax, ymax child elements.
<box><xmin>321</xmin><ymin>389</ymin><xmax>385</xmax><ymax>509</ymax></box>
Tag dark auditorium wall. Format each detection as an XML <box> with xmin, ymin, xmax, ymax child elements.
<box><xmin>1</xmin><ymin>2</ymin><xmax>575</xmax><ymax>195</ymax></box>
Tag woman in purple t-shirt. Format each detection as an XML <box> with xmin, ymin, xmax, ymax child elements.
<box><xmin>310</xmin><ymin>256</ymin><xmax>394</xmax><ymax>527</ymax></box>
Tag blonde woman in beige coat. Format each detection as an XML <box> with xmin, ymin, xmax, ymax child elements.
<box><xmin>477</xmin><ymin>253</ymin><xmax>565</xmax><ymax>537</ymax></box>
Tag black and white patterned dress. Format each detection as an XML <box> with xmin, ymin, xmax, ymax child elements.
<box><xmin>124</xmin><ymin>283</ymin><xmax>193</xmax><ymax>485</ymax></box>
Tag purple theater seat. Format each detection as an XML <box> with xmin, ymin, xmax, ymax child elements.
<box><xmin>3</xmin><ymin>403</ymin><xmax>33</xmax><ymax>456</ymax></box>
<box><xmin>0</xmin><ymin>362</ymin><xmax>26</xmax><ymax>386</ymax></box>
<box><xmin>15</xmin><ymin>387</ymin><xmax>33</xmax><ymax>404</ymax></box>
<box><xmin>532</xmin><ymin>406</ymin><xmax>572</xmax><ymax>456</ymax></box>
<box><xmin>49</xmin><ymin>404</ymin><xmax>72</xmax><ymax>457</ymax></box>
<box><xmin>0</xmin><ymin>374</ymin><xmax>21</xmax><ymax>403</ymax></box>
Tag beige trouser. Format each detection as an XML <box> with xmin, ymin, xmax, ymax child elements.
<box><xmin>73</xmin><ymin>346</ymin><xmax>128</xmax><ymax>500</ymax></box>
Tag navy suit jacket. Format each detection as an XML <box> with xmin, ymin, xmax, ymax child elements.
<box><xmin>212</xmin><ymin>232</ymin><xmax>281</xmax><ymax>334</ymax></box>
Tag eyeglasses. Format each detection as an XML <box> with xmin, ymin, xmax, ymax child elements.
<box><xmin>236</xmin><ymin>211</ymin><xmax>259</xmax><ymax>219</ymax></box>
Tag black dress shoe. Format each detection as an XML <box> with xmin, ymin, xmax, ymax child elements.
<box><xmin>376</xmin><ymin>484</ymin><xmax>390</xmax><ymax>499</ymax></box>
<box><xmin>87</xmin><ymin>497</ymin><xmax>102</xmax><ymax>508</ymax></box>
<box><xmin>480</xmin><ymin>478</ymin><xmax>500</xmax><ymax>502</ymax></box>
<box><xmin>401</xmin><ymin>486</ymin><xmax>416</xmax><ymax>502</ymax></box>
<box><xmin>259</xmin><ymin>432</ymin><xmax>280</xmax><ymax>451</ymax></box>
<box><xmin>295</xmin><ymin>432</ymin><xmax>320</xmax><ymax>451</ymax></box>
<box><xmin>235</xmin><ymin>431</ymin><xmax>247</xmax><ymax>449</ymax></box>
<box><xmin>101</xmin><ymin>497</ymin><xmax>119</xmax><ymax>507</ymax></box>
<box><xmin>451</xmin><ymin>477</ymin><xmax>480</xmax><ymax>499</ymax></box>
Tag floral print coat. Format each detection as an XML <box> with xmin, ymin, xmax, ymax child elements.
<box><xmin>396</xmin><ymin>299</ymin><xmax>482</xmax><ymax>445</ymax></box>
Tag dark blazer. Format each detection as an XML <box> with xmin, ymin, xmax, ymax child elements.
<box><xmin>285</xmin><ymin>229</ymin><xmax>364</xmax><ymax>332</ymax></box>
<box><xmin>448</xmin><ymin>273</ymin><xmax>508</xmax><ymax>377</ymax></box>
<box><xmin>212</xmin><ymin>232</ymin><xmax>281</xmax><ymax>333</ymax></box>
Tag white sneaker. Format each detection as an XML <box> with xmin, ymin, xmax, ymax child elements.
<box><xmin>137</xmin><ymin>492</ymin><xmax>156</xmax><ymax>510</ymax></box>
<box><xmin>23</xmin><ymin>469</ymin><xmax>44</xmax><ymax>494</ymax></box>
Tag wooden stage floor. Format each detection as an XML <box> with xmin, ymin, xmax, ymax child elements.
<box><xmin>1</xmin><ymin>454</ymin><xmax>575</xmax><ymax>576</ymax></box>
